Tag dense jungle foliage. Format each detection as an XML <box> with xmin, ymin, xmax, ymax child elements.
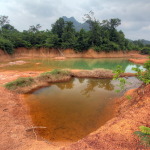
<box><xmin>0</xmin><ymin>13</ymin><xmax>150</xmax><ymax>55</ymax></box>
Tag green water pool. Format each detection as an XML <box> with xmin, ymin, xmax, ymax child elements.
<box><xmin>0</xmin><ymin>58</ymin><xmax>144</xmax><ymax>72</ymax></box>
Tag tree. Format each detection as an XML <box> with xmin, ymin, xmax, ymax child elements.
<box><xmin>84</xmin><ymin>11</ymin><xmax>102</xmax><ymax>46</ymax></box>
<box><xmin>61</xmin><ymin>21</ymin><xmax>76</xmax><ymax>49</ymax></box>
<box><xmin>28</xmin><ymin>24</ymin><xmax>41</xmax><ymax>33</ymax></box>
<box><xmin>75</xmin><ymin>29</ymin><xmax>90</xmax><ymax>51</ymax></box>
<box><xmin>45</xmin><ymin>34</ymin><xmax>59</xmax><ymax>48</ymax></box>
<box><xmin>109</xmin><ymin>18</ymin><xmax>121</xmax><ymax>30</ymax></box>
<box><xmin>51</xmin><ymin>18</ymin><xmax>65</xmax><ymax>39</ymax></box>
<box><xmin>0</xmin><ymin>38</ymin><xmax>13</xmax><ymax>54</ymax></box>
<box><xmin>2</xmin><ymin>24</ymin><xmax>16</xmax><ymax>31</ymax></box>
<box><xmin>0</xmin><ymin>14</ymin><xmax>144</xmax><ymax>53</ymax></box>
<box><xmin>0</xmin><ymin>15</ymin><xmax>9</xmax><ymax>30</ymax></box>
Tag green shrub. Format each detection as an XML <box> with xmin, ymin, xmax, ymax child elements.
<box><xmin>107</xmin><ymin>42</ymin><xmax>120</xmax><ymax>51</ymax></box>
<box><xmin>5</xmin><ymin>77</ymin><xmax>34</xmax><ymax>90</ymax></box>
<box><xmin>113</xmin><ymin>65</ymin><xmax>128</xmax><ymax>92</ymax></box>
<box><xmin>113</xmin><ymin>58</ymin><xmax>150</xmax><ymax>92</ymax></box>
<box><xmin>132</xmin><ymin>59</ymin><xmax>150</xmax><ymax>85</ymax></box>
<box><xmin>0</xmin><ymin>38</ymin><xmax>14</xmax><ymax>54</ymax></box>
<box><xmin>134</xmin><ymin>126</ymin><xmax>150</xmax><ymax>147</ymax></box>
<box><xmin>141</xmin><ymin>47</ymin><xmax>150</xmax><ymax>55</ymax></box>
<box><xmin>92</xmin><ymin>46</ymin><xmax>102</xmax><ymax>52</ymax></box>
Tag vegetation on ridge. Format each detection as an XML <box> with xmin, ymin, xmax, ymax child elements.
<box><xmin>40</xmin><ymin>69</ymin><xmax>71</xmax><ymax>76</ymax></box>
<box><xmin>0</xmin><ymin>12</ymin><xmax>150</xmax><ymax>54</ymax></box>
<box><xmin>4</xmin><ymin>77</ymin><xmax>34</xmax><ymax>90</ymax></box>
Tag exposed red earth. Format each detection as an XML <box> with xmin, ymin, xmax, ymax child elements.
<box><xmin>129</xmin><ymin>58</ymin><xmax>149</xmax><ymax>64</ymax></box>
<box><xmin>0</xmin><ymin>49</ymin><xmax>149</xmax><ymax>150</ymax></box>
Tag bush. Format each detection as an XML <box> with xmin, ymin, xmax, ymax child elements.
<box><xmin>92</xmin><ymin>46</ymin><xmax>102</xmax><ymax>52</ymax></box>
<box><xmin>134</xmin><ymin>126</ymin><xmax>150</xmax><ymax>147</ymax></box>
<box><xmin>107</xmin><ymin>42</ymin><xmax>120</xmax><ymax>51</ymax></box>
<box><xmin>5</xmin><ymin>77</ymin><xmax>34</xmax><ymax>90</ymax></box>
<box><xmin>132</xmin><ymin>59</ymin><xmax>150</xmax><ymax>85</ymax></box>
<box><xmin>0</xmin><ymin>38</ymin><xmax>14</xmax><ymax>54</ymax></box>
<box><xmin>141</xmin><ymin>47</ymin><xmax>150</xmax><ymax>55</ymax></box>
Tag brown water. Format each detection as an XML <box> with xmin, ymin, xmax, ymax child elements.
<box><xmin>24</xmin><ymin>78</ymin><xmax>119</xmax><ymax>142</ymax></box>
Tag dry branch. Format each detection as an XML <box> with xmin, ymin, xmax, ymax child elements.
<box><xmin>26</xmin><ymin>126</ymin><xmax>47</xmax><ymax>132</ymax></box>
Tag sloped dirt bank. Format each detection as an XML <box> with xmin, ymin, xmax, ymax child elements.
<box><xmin>62</xmin><ymin>84</ymin><xmax>150</xmax><ymax>150</ymax></box>
<box><xmin>0</xmin><ymin>71</ymin><xmax>67</xmax><ymax>150</ymax></box>
<box><xmin>12</xmin><ymin>48</ymin><xmax>148</xmax><ymax>58</ymax></box>
<box><xmin>0</xmin><ymin>50</ymin><xmax>12</xmax><ymax>61</ymax></box>
<box><xmin>0</xmin><ymin>87</ymin><xmax>64</xmax><ymax>150</ymax></box>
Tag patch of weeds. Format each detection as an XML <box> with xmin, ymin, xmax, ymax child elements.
<box><xmin>4</xmin><ymin>77</ymin><xmax>34</xmax><ymax>90</ymax></box>
<box><xmin>125</xmin><ymin>95</ymin><xmax>132</xmax><ymax>100</ymax></box>
<box><xmin>132</xmin><ymin>59</ymin><xmax>150</xmax><ymax>85</ymax></box>
<box><xmin>113</xmin><ymin>65</ymin><xmax>130</xmax><ymax>92</ymax></box>
<box><xmin>40</xmin><ymin>71</ymin><xmax>52</xmax><ymax>76</ymax></box>
<box><xmin>134</xmin><ymin>126</ymin><xmax>150</xmax><ymax>148</ymax></box>
<box><xmin>40</xmin><ymin>69</ymin><xmax>70</xmax><ymax>76</ymax></box>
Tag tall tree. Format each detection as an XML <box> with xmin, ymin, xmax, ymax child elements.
<box><xmin>109</xmin><ymin>18</ymin><xmax>121</xmax><ymax>30</ymax></box>
<box><xmin>51</xmin><ymin>18</ymin><xmax>65</xmax><ymax>39</ymax></box>
<box><xmin>84</xmin><ymin>11</ymin><xmax>102</xmax><ymax>46</ymax></box>
<box><xmin>0</xmin><ymin>15</ymin><xmax>9</xmax><ymax>30</ymax></box>
<box><xmin>61</xmin><ymin>21</ymin><xmax>76</xmax><ymax>49</ymax></box>
<box><xmin>2</xmin><ymin>24</ymin><xmax>17</xmax><ymax>31</ymax></box>
<box><xmin>75</xmin><ymin>29</ymin><xmax>90</xmax><ymax>51</ymax></box>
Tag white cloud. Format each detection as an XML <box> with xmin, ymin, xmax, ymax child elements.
<box><xmin>141</xmin><ymin>25</ymin><xmax>150</xmax><ymax>31</ymax></box>
<box><xmin>0</xmin><ymin>0</ymin><xmax>150</xmax><ymax>40</ymax></box>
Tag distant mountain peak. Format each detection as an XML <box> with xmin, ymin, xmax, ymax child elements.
<box><xmin>62</xmin><ymin>16</ymin><xmax>89</xmax><ymax>31</ymax></box>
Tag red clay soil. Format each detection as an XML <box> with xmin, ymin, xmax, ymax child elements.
<box><xmin>0</xmin><ymin>87</ymin><xmax>64</xmax><ymax>150</ymax></box>
<box><xmin>0</xmin><ymin>50</ymin><xmax>12</xmax><ymax>61</ymax></box>
<box><xmin>0</xmin><ymin>70</ymin><xmax>149</xmax><ymax>150</ymax></box>
<box><xmin>13</xmin><ymin>48</ymin><xmax>149</xmax><ymax>58</ymax></box>
<box><xmin>129</xmin><ymin>58</ymin><xmax>149</xmax><ymax>64</ymax></box>
<box><xmin>0</xmin><ymin>53</ymin><xmax>149</xmax><ymax>150</ymax></box>
<box><xmin>0</xmin><ymin>71</ymin><xmax>66</xmax><ymax>150</ymax></box>
<box><xmin>0</xmin><ymin>71</ymin><xmax>43</xmax><ymax>85</ymax></box>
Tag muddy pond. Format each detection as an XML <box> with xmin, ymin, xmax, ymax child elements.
<box><xmin>1</xmin><ymin>58</ymin><xmax>143</xmax><ymax>143</ymax></box>
<box><xmin>24</xmin><ymin>77</ymin><xmax>142</xmax><ymax>143</ymax></box>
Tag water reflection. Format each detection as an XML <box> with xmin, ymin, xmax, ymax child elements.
<box><xmin>25</xmin><ymin>78</ymin><xmax>117</xmax><ymax>142</ymax></box>
<box><xmin>125</xmin><ymin>64</ymin><xmax>145</xmax><ymax>73</ymax></box>
<box><xmin>80</xmin><ymin>79</ymin><xmax>114</xmax><ymax>97</ymax></box>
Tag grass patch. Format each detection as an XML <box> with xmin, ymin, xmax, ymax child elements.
<box><xmin>40</xmin><ymin>69</ymin><xmax>71</xmax><ymax>76</ymax></box>
<box><xmin>4</xmin><ymin>77</ymin><xmax>34</xmax><ymax>90</ymax></box>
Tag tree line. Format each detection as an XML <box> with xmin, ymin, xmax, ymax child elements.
<box><xmin>0</xmin><ymin>12</ymin><xmax>149</xmax><ymax>55</ymax></box>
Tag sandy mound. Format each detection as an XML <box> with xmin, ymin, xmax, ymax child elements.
<box><xmin>129</xmin><ymin>58</ymin><xmax>149</xmax><ymax>64</ymax></box>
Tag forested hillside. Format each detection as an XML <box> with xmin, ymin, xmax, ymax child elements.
<box><xmin>0</xmin><ymin>13</ymin><xmax>150</xmax><ymax>55</ymax></box>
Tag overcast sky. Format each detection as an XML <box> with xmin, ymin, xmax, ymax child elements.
<box><xmin>0</xmin><ymin>0</ymin><xmax>150</xmax><ymax>40</ymax></box>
